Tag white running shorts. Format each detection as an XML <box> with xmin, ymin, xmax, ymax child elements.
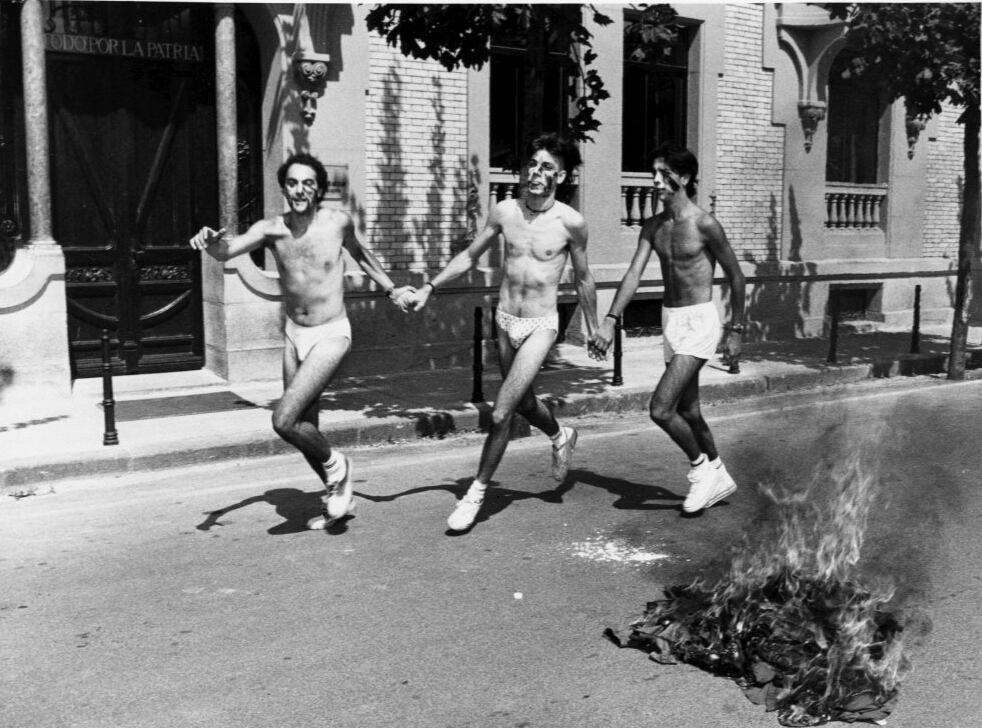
<box><xmin>662</xmin><ymin>301</ymin><xmax>721</xmax><ymax>362</ymax></box>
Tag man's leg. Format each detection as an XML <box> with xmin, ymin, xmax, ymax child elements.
<box><xmin>273</xmin><ymin>338</ymin><xmax>348</xmax><ymax>467</ymax></box>
<box><xmin>476</xmin><ymin>328</ymin><xmax>557</xmax><ymax>483</ymax></box>
<box><xmin>676</xmin><ymin>367</ymin><xmax>718</xmax><ymax>462</ymax></box>
<box><xmin>677</xmin><ymin>365</ymin><xmax>737</xmax><ymax>506</ymax></box>
<box><xmin>651</xmin><ymin>355</ymin><xmax>734</xmax><ymax>512</ymax></box>
<box><xmin>273</xmin><ymin>336</ymin><xmax>354</xmax><ymax>522</ymax></box>
<box><xmin>648</xmin><ymin>354</ymin><xmax>705</xmax><ymax>460</ymax></box>
<box><xmin>447</xmin><ymin>328</ymin><xmax>556</xmax><ymax>532</ymax></box>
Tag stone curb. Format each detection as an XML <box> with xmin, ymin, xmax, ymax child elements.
<box><xmin>6</xmin><ymin>354</ymin><xmax>977</xmax><ymax>494</ymax></box>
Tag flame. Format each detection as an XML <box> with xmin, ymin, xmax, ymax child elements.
<box><xmin>606</xmin><ymin>436</ymin><xmax>910</xmax><ymax>726</ymax></box>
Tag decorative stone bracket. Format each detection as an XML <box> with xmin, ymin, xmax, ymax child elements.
<box><xmin>798</xmin><ymin>101</ymin><xmax>827</xmax><ymax>153</ymax></box>
<box><xmin>292</xmin><ymin>52</ymin><xmax>331</xmax><ymax>126</ymax></box>
<box><xmin>905</xmin><ymin>113</ymin><xmax>927</xmax><ymax>159</ymax></box>
<box><xmin>777</xmin><ymin>8</ymin><xmax>846</xmax><ymax>153</ymax></box>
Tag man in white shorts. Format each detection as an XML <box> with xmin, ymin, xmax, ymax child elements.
<box><xmin>407</xmin><ymin>132</ymin><xmax>600</xmax><ymax>533</ymax></box>
<box><xmin>190</xmin><ymin>153</ymin><xmax>413</xmax><ymax>529</ymax></box>
<box><xmin>590</xmin><ymin>143</ymin><xmax>745</xmax><ymax>513</ymax></box>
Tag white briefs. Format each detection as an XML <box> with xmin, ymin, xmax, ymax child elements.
<box><xmin>662</xmin><ymin>301</ymin><xmax>722</xmax><ymax>362</ymax></box>
<box><xmin>284</xmin><ymin>316</ymin><xmax>352</xmax><ymax>362</ymax></box>
<box><xmin>495</xmin><ymin>309</ymin><xmax>560</xmax><ymax>349</ymax></box>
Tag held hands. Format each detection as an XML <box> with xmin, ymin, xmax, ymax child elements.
<box><xmin>403</xmin><ymin>283</ymin><xmax>435</xmax><ymax>312</ymax></box>
<box><xmin>388</xmin><ymin>286</ymin><xmax>417</xmax><ymax>313</ymax></box>
<box><xmin>587</xmin><ymin>317</ymin><xmax>616</xmax><ymax>361</ymax></box>
<box><xmin>189</xmin><ymin>226</ymin><xmax>225</xmax><ymax>251</ymax></box>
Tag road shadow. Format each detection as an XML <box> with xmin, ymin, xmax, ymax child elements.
<box><xmin>570</xmin><ymin>468</ymin><xmax>685</xmax><ymax>511</ymax></box>
<box><xmin>196</xmin><ymin>487</ymin><xmax>353</xmax><ymax>536</ymax></box>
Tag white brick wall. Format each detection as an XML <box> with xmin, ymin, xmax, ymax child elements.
<box><xmin>365</xmin><ymin>36</ymin><xmax>470</xmax><ymax>271</ymax></box>
<box><xmin>713</xmin><ymin>4</ymin><xmax>784</xmax><ymax>262</ymax></box>
<box><xmin>924</xmin><ymin>103</ymin><xmax>965</xmax><ymax>258</ymax></box>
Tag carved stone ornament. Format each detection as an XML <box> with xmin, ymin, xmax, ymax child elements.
<box><xmin>905</xmin><ymin>114</ymin><xmax>927</xmax><ymax>159</ymax></box>
<box><xmin>292</xmin><ymin>52</ymin><xmax>331</xmax><ymax>126</ymax></box>
<box><xmin>798</xmin><ymin>101</ymin><xmax>827</xmax><ymax>153</ymax></box>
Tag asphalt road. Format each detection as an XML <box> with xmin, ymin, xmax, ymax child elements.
<box><xmin>3</xmin><ymin>379</ymin><xmax>981</xmax><ymax>728</ymax></box>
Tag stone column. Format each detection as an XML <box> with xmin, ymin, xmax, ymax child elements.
<box><xmin>20</xmin><ymin>0</ymin><xmax>54</xmax><ymax>246</ymax></box>
<box><xmin>215</xmin><ymin>4</ymin><xmax>238</xmax><ymax>235</ymax></box>
<box><xmin>1</xmin><ymin>0</ymin><xmax>71</xmax><ymax>412</ymax></box>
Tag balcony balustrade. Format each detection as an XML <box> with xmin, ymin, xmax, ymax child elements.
<box><xmin>824</xmin><ymin>184</ymin><xmax>887</xmax><ymax>230</ymax></box>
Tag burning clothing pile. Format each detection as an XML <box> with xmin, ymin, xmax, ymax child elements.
<box><xmin>605</xmin><ymin>454</ymin><xmax>909</xmax><ymax>726</ymax></box>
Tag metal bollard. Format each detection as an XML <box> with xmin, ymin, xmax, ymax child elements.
<box><xmin>471</xmin><ymin>306</ymin><xmax>484</xmax><ymax>403</ymax></box>
<box><xmin>611</xmin><ymin>315</ymin><xmax>624</xmax><ymax>386</ymax></box>
<box><xmin>826</xmin><ymin>298</ymin><xmax>839</xmax><ymax>364</ymax></box>
<box><xmin>910</xmin><ymin>284</ymin><xmax>922</xmax><ymax>354</ymax></box>
<box><xmin>101</xmin><ymin>330</ymin><xmax>119</xmax><ymax>446</ymax></box>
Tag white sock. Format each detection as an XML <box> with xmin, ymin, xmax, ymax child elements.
<box><xmin>325</xmin><ymin>451</ymin><xmax>346</xmax><ymax>481</ymax></box>
<box><xmin>465</xmin><ymin>479</ymin><xmax>487</xmax><ymax>502</ymax></box>
<box><xmin>710</xmin><ymin>456</ymin><xmax>723</xmax><ymax>469</ymax></box>
<box><xmin>550</xmin><ymin>427</ymin><xmax>567</xmax><ymax>448</ymax></box>
<box><xmin>690</xmin><ymin>454</ymin><xmax>707</xmax><ymax>467</ymax></box>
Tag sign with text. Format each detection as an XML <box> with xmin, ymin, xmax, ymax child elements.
<box><xmin>45</xmin><ymin>33</ymin><xmax>205</xmax><ymax>62</ymax></box>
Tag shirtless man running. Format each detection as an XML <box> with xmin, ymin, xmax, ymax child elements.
<box><xmin>407</xmin><ymin>132</ymin><xmax>599</xmax><ymax>533</ymax></box>
<box><xmin>590</xmin><ymin>143</ymin><xmax>745</xmax><ymax>513</ymax></box>
<box><xmin>190</xmin><ymin>152</ymin><xmax>413</xmax><ymax>529</ymax></box>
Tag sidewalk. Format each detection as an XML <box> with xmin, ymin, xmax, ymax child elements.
<box><xmin>2</xmin><ymin>326</ymin><xmax>980</xmax><ymax>493</ymax></box>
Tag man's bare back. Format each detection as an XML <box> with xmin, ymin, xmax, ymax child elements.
<box><xmin>497</xmin><ymin>198</ymin><xmax>586</xmax><ymax>318</ymax></box>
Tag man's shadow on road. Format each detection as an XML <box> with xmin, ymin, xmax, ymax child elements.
<box><xmin>358</xmin><ymin>469</ymin><xmax>688</xmax><ymax>534</ymax></box>
<box><xmin>196</xmin><ymin>487</ymin><xmax>353</xmax><ymax>536</ymax></box>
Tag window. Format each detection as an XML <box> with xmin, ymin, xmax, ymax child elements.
<box><xmin>621</xmin><ymin>20</ymin><xmax>691</xmax><ymax>173</ymax></box>
<box><xmin>825</xmin><ymin>51</ymin><xmax>883</xmax><ymax>184</ymax></box>
<box><xmin>489</xmin><ymin>13</ymin><xmax>573</xmax><ymax>170</ymax></box>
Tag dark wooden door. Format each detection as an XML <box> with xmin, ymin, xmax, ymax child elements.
<box><xmin>48</xmin><ymin>10</ymin><xmax>216</xmax><ymax>376</ymax></box>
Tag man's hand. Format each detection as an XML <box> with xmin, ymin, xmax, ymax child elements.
<box><xmin>721</xmin><ymin>328</ymin><xmax>742</xmax><ymax>368</ymax></box>
<box><xmin>389</xmin><ymin>286</ymin><xmax>416</xmax><ymax>313</ymax></box>
<box><xmin>405</xmin><ymin>283</ymin><xmax>435</xmax><ymax>312</ymax></box>
<box><xmin>190</xmin><ymin>226</ymin><xmax>225</xmax><ymax>251</ymax></box>
<box><xmin>588</xmin><ymin>317</ymin><xmax>616</xmax><ymax>360</ymax></box>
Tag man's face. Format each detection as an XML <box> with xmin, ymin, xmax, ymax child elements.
<box><xmin>282</xmin><ymin>163</ymin><xmax>320</xmax><ymax>213</ymax></box>
<box><xmin>526</xmin><ymin>149</ymin><xmax>566</xmax><ymax>197</ymax></box>
<box><xmin>652</xmin><ymin>158</ymin><xmax>686</xmax><ymax>201</ymax></box>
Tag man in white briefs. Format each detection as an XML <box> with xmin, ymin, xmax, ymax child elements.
<box><xmin>590</xmin><ymin>143</ymin><xmax>745</xmax><ymax>513</ymax></box>
<box><xmin>190</xmin><ymin>152</ymin><xmax>413</xmax><ymax>529</ymax></box>
<box><xmin>407</xmin><ymin>132</ymin><xmax>600</xmax><ymax>533</ymax></box>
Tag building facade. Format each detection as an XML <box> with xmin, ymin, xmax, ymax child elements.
<box><xmin>0</xmin><ymin>2</ymin><xmax>970</xmax><ymax>414</ymax></box>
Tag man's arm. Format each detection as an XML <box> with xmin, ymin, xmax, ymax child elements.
<box><xmin>588</xmin><ymin>221</ymin><xmax>656</xmax><ymax>358</ymax></box>
<box><xmin>702</xmin><ymin>216</ymin><xmax>745</xmax><ymax>326</ymax></box>
<box><xmin>565</xmin><ymin>214</ymin><xmax>599</xmax><ymax>343</ymax></box>
<box><xmin>340</xmin><ymin>213</ymin><xmax>414</xmax><ymax>310</ymax></box>
<box><xmin>189</xmin><ymin>220</ymin><xmax>268</xmax><ymax>261</ymax></box>
<box><xmin>701</xmin><ymin>215</ymin><xmax>746</xmax><ymax>360</ymax></box>
<box><xmin>409</xmin><ymin>203</ymin><xmax>503</xmax><ymax>310</ymax></box>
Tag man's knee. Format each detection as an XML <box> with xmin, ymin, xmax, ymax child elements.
<box><xmin>649</xmin><ymin>398</ymin><xmax>675</xmax><ymax>426</ymax></box>
<box><xmin>271</xmin><ymin>409</ymin><xmax>298</xmax><ymax>440</ymax></box>
<box><xmin>490</xmin><ymin>405</ymin><xmax>516</xmax><ymax>430</ymax></box>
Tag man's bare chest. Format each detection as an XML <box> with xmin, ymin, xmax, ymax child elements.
<box><xmin>653</xmin><ymin>222</ymin><xmax>705</xmax><ymax>262</ymax></box>
<box><xmin>270</xmin><ymin>226</ymin><xmax>343</xmax><ymax>271</ymax></box>
<box><xmin>502</xmin><ymin>218</ymin><xmax>569</xmax><ymax>261</ymax></box>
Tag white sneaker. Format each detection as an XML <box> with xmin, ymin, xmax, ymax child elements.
<box><xmin>325</xmin><ymin>455</ymin><xmax>354</xmax><ymax>519</ymax></box>
<box><xmin>447</xmin><ymin>496</ymin><xmax>484</xmax><ymax>532</ymax></box>
<box><xmin>306</xmin><ymin>499</ymin><xmax>356</xmax><ymax>530</ymax></box>
<box><xmin>714</xmin><ymin>462</ymin><xmax>738</xmax><ymax>499</ymax></box>
<box><xmin>551</xmin><ymin>427</ymin><xmax>578</xmax><ymax>482</ymax></box>
<box><xmin>683</xmin><ymin>458</ymin><xmax>736</xmax><ymax>513</ymax></box>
